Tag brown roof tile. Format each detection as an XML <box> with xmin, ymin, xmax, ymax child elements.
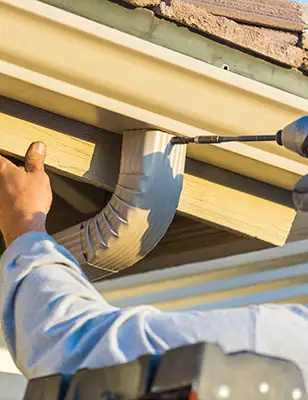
<box><xmin>168</xmin><ymin>0</ymin><xmax>305</xmax><ymax>31</ymax></box>
<box><xmin>125</xmin><ymin>0</ymin><xmax>160</xmax><ymax>6</ymax></box>
<box><xmin>123</xmin><ymin>0</ymin><xmax>307</xmax><ymax>70</ymax></box>
<box><xmin>126</xmin><ymin>0</ymin><xmax>305</xmax><ymax>30</ymax></box>
<box><xmin>157</xmin><ymin>0</ymin><xmax>304</xmax><ymax>67</ymax></box>
<box><xmin>303</xmin><ymin>30</ymin><xmax>308</xmax><ymax>49</ymax></box>
<box><xmin>302</xmin><ymin>5</ymin><xmax>308</xmax><ymax>49</ymax></box>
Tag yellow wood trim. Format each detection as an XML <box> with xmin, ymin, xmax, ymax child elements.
<box><xmin>1</xmin><ymin>100</ymin><xmax>122</xmax><ymax>191</ymax></box>
<box><xmin>1</xmin><ymin>98</ymin><xmax>296</xmax><ymax>245</ymax></box>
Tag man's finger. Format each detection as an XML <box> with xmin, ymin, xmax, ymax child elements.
<box><xmin>25</xmin><ymin>142</ymin><xmax>47</xmax><ymax>173</ymax></box>
<box><xmin>0</xmin><ymin>154</ymin><xmax>7</xmax><ymax>174</ymax></box>
<box><xmin>0</xmin><ymin>154</ymin><xmax>13</xmax><ymax>175</ymax></box>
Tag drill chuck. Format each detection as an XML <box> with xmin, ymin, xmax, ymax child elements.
<box><xmin>276</xmin><ymin>116</ymin><xmax>308</xmax><ymax>158</ymax></box>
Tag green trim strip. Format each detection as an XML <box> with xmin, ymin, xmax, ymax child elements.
<box><xmin>40</xmin><ymin>0</ymin><xmax>308</xmax><ymax>99</ymax></box>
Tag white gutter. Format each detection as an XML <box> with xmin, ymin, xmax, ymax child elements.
<box><xmin>1</xmin><ymin>0</ymin><xmax>308</xmax><ymax>190</ymax></box>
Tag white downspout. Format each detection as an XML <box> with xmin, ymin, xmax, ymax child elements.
<box><xmin>54</xmin><ymin>130</ymin><xmax>187</xmax><ymax>280</ymax></box>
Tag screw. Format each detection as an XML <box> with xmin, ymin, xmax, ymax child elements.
<box><xmin>215</xmin><ymin>384</ymin><xmax>231</xmax><ymax>399</ymax></box>
<box><xmin>292</xmin><ymin>389</ymin><xmax>303</xmax><ymax>400</ymax></box>
<box><xmin>259</xmin><ymin>382</ymin><xmax>270</xmax><ymax>394</ymax></box>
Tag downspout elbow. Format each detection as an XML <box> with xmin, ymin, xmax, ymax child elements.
<box><xmin>53</xmin><ymin>130</ymin><xmax>186</xmax><ymax>280</ymax></box>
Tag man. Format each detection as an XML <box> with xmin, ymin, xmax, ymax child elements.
<box><xmin>0</xmin><ymin>143</ymin><xmax>307</xmax><ymax>388</ymax></box>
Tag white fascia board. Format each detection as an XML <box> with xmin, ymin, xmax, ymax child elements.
<box><xmin>1</xmin><ymin>0</ymin><xmax>308</xmax><ymax>190</ymax></box>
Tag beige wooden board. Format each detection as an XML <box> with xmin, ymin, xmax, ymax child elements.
<box><xmin>179</xmin><ymin>158</ymin><xmax>295</xmax><ymax>245</ymax></box>
<box><xmin>1</xmin><ymin>98</ymin><xmax>296</xmax><ymax>245</ymax></box>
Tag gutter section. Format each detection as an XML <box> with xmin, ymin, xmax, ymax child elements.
<box><xmin>1</xmin><ymin>0</ymin><xmax>308</xmax><ymax>191</ymax></box>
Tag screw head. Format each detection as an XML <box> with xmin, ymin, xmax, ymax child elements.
<box><xmin>292</xmin><ymin>388</ymin><xmax>303</xmax><ymax>400</ymax></box>
<box><xmin>259</xmin><ymin>382</ymin><xmax>270</xmax><ymax>394</ymax></box>
<box><xmin>215</xmin><ymin>384</ymin><xmax>231</xmax><ymax>399</ymax></box>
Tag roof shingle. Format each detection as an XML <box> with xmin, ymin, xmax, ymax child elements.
<box><xmin>157</xmin><ymin>0</ymin><xmax>304</xmax><ymax>66</ymax></box>
<box><xmin>124</xmin><ymin>0</ymin><xmax>308</xmax><ymax>70</ymax></box>
<box><xmin>164</xmin><ymin>0</ymin><xmax>305</xmax><ymax>31</ymax></box>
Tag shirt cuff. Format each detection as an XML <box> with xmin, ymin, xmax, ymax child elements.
<box><xmin>0</xmin><ymin>231</ymin><xmax>81</xmax><ymax>275</ymax></box>
<box><xmin>2</xmin><ymin>232</ymin><xmax>54</xmax><ymax>262</ymax></box>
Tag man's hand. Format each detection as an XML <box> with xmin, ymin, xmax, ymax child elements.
<box><xmin>0</xmin><ymin>142</ymin><xmax>52</xmax><ymax>247</ymax></box>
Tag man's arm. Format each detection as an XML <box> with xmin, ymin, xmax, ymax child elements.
<box><xmin>0</xmin><ymin>143</ymin><xmax>307</xmax><ymax>388</ymax></box>
<box><xmin>1</xmin><ymin>231</ymin><xmax>308</xmax><ymax>386</ymax></box>
<box><xmin>0</xmin><ymin>143</ymin><xmax>160</xmax><ymax>376</ymax></box>
<box><xmin>0</xmin><ymin>230</ymin><xmax>258</xmax><ymax>379</ymax></box>
<box><xmin>0</xmin><ymin>232</ymin><xmax>120</xmax><ymax>377</ymax></box>
<box><xmin>0</xmin><ymin>143</ymin><xmax>254</xmax><ymax>378</ymax></box>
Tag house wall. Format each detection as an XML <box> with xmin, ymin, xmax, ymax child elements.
<box><xmin>97</xmin><ymin>239</ymin><xmax>308</xmax><ymax>311</ymax></box>
<box><xmin>0</xmin><ymin>331</ymin><xmax>27</xmax><ymax>400</ymax></box>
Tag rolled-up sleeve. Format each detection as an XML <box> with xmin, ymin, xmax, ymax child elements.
<box><xmin>0</xmin><ymin>233</ymin><xmax>161</xmax><ymax>378</ymax></box>
<box><xmin>0</xmin><ymin>233</ymin><xmax>307</xmax><ymax>391</ymax></box>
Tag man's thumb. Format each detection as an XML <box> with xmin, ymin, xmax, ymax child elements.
<box><xmin>25</xmin><ymin>142</ymin><xmax>47</xmax><ymax>173</ymax></box>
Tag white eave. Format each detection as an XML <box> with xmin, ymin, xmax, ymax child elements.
<box><xmin>1</xmin><ymin>0</ymin><xmax>308</xmax><ymax>190</ymax></box>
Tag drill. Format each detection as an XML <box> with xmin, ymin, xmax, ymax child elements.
<box><xmin>171</xmin><ymin>116</ymin><xmax>308</xmax><ymax>211</ymax></box>
<box><xmin>171</xmin><ymin>116</ymin><xmax>308</xmax><ymax>158</ymax></box>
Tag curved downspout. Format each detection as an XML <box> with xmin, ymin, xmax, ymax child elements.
<box><xmin>53</xmin><ymin>130</ymin><xmax>187</xmax><ymax>280</ymax></box>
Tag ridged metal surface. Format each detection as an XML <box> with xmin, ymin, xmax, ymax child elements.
<box><xmin>54</xmin><ymin>225</ymin><xmax>85</xmax><ymax>266</ymax></box>
<box><xmin>54</xmin><ymin>130</ymin><xmax>186</xmax><ymax>277</ymax></box>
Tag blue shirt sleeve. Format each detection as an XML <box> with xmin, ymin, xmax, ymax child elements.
<box><xmin>0</xmin><ymin>232</ymin><xmax>307</xmax><ymax>391</ymax></box>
